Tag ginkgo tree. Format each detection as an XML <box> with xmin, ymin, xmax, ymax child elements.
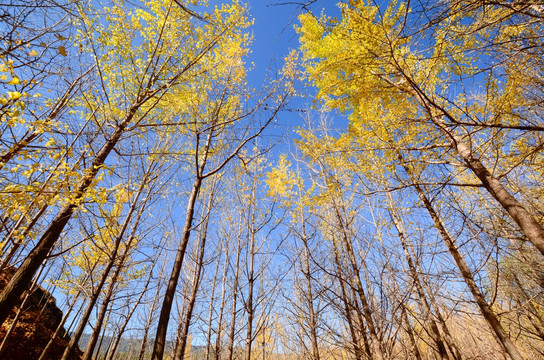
<box><xmin>296</xmin><ymin>1</ymin><xmax>544</xmax><ymax>359</ymax></box>
<box><xmin>297</xmin><ymin>0</ymin><xmax>544</xmax><ymax>257</ymax></box>
<box><xmin>0</xmin><ymin>0</ymin><xmax>95</xmax><ymax>267</ymax></box>
<box><xmin>0</xmin><ymin>0</ymin><xmax>295</xmax><ymax>335</ymax></box>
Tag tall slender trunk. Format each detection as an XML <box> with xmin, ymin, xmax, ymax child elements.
<box><xmin>0</xmin><ymin>104</ymin><xmax>140</xmax><ymax>326</ymax></box>
<box><xmin>62</xmin><ymin>164</ymin><xmax>150</xmax><ymax>360</ymax></box>
<box><xmin>92</xmin><ymin>307</ymin><xmax>111</xmax><ymax>360</ymax></box>
<box><xmin>106</xmin><ymin>258</ymin><xmax>155</xmax><ymax>360</ymax></box>
<box><xmin>226</xmin><ymin>232</ymin><xmax>243</xmax><ymax>360</ymax></box>
<box><xmin>81</xmin><ymin>256</ymin><xmax>125</xmax><ymax>360</ymax></box>
<box><xmin>385</xmin><ymin>193</ymin><xmax>452</xmax><ymax>360</ymax></box>
<box><xmin>204</xmin><ymin>243</ymin><xmax>222</xmax><ymax>360</ymax></box>
<box><xmin>331</xmin><ymin>237</ymin><xmax>366</xmax><ymax>360</ymax></box>
<box><xmin>244</xmin><ymin>249</ymin><xmax>255</xmax><ymax>360</ymax></box>
<box><xmin>374</xmin><ymin>204</ymin><xmax>423</xmax><ymax>360</ymax></box>
<box><xmin>137</xmin><ymin>272</ymin><xmax>164</xmax><ymax>360</ymax></box>
<box><xmin>402</xmin><ymin>161</ymin><xmax>525</xmax><ymax>360</ymax></box>
<box><xmin>416</xmin><ymin>254</ymin><xmax>463</xmax><ymax>360</ymax></box>
<box><xmin>332</xmin><ymin>204</ymin><xmax>385</xmax><ymax>360</ymax></box>
<box><xmin>400</xmin><ymin>303</ymin><xmax>423</xmax><ymax>360</ymax></box>
<box><xmin>301</xmin><ymin>233</ymin><xmax>320</xmax><ymax>360</ymax></box>
<box><xmin>82</xmin><ymin>178</ymin><xmax>152</xmax><ymax>360</ymax></box>
<box><xmin>244</xmin><ymin>186</ymin><xmax>257</xmax><ymax>360</ymax></box>
<box><xmin>213</xmin><ymin>243</ymin><xmax>231</xmax><ymax>360</ymax></box>
<box><xmin>61</xmin><ymin>258</ymin><xmax>116</xmax><ymax>360</ymax></box>
<box><xmin>173</xmin><ymin>185</ymin><xmax>214</xmax><ymax>360</ymax></box>
<box><xmin>151</xmin><ymin>176</ymin><xmax>203</xmax><ymax>360</ymax></box>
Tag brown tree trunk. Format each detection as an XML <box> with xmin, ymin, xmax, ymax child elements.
<box><xmin>301</xmin><ymin>230</ymin><xmax>320</xmax><ymax>360</ymax></box>
<box><xmin>0</xmin><ymin>105</ymin><xmax>139</xmax><ymax>326</ymax></box>
<box><xmin>63</xmin><ymin>164</ymin><xmax>150</xmax><ymax>360</ymax></box>
<box><xmin>61</xmin><ymin>257</ymin><xmax>116</xmax><ymax>360</ymax></box>
<box><xmin>150</xmin><ymin>176</ymin><xmax>202</xmax><ymax>360</ymax></box>
<box><xmin>204</xmin><ymin>243</ymin><xmax>222</xmax><ymax>360</ymax></box>
<box><xmin>105</xmin><ymin>265</ymin><xmax>152</xmax><ymax>360</ymax></box>
<box><xmin>137</xmin><ymin>269</ymin><xmax>164</xmax><ymax>360</ymax></box>
<box><xmin>403</xmin><ymin>162</ymin><xmax>526</xmax><ymax>360</ymax></box>
<box><xmin>81</xmin><ymin>258</ymin><xmax>124</xmax><ymax>360</ymax></box>
<box><xmin>374</xmin><ymin>202</ymin><xmax>424</xmax><ymax>360</ymax></box>
<box><xmin>332</xmin><ymin>204</ymin><xmax>386</xmax><ymax>360</ymax></box>
<box><xmin>330</xmin><ymin>230</ymin><xmax>366</xmax><ymax>360</ymax></box>
<box><xmin>386</xmin><ymin>192</ymin><xmax>453</xmax><ymax>360</ymax></box>
<box><xmin>173</xmin><ymin>185</ymin><xmax>214</xmax><ymax>360</ymax></box>
<box><xmin>213</xmin><ymin>241</ymin><xmax>231</xmax><ymax>360</ymax></box>
<box><xmin>400</xmin><ymin>304</ymin><xmax>423</xmax><ymax>360</ymax></box>
<box><xmin>82</xmin><ymin>176</ymin><xmax>151</xmax><ymax>360</ymax></box>
<box><xmin>226</xmin><ymin>231</ymin><xmax>243</xmax><ymax>360</ymax></box>
<box><xmin>244</xmin><ymin>184</ymin><xmax>258</xmax><ymax>360</ymax></box>
<box><xmin>403</xmin><ymin>77</ymin><xmax>544</xmax><ymax>257</ymax></box>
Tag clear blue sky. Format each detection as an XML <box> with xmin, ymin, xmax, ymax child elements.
<box><xmin>245</xmin><ymin>0</ymin><xmax>339</xmax><ymax>85</ymax></box>
<box><xmin>242</xmin><ymin>1</ymin><xmax>345</xmax><ymax>139</ymax></box>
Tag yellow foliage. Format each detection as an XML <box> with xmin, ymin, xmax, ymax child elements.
<box><xmin>266</xmin><ymin>155</ymin><xmax>295</xmax><ymax>199</ymax></box>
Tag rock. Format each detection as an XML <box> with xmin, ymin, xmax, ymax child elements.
<box><xmin>0</xmin><ymin>267</ymin><xmax>82</xmax><ymax>360</ymax></box>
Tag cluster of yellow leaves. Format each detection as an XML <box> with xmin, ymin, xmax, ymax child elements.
<box><xmin>0</xmin><ymin>60</ymin><xmax>27</xmax><ymax>128</ymax></box>
<box><xmin>55</xmin><ymin>186</ymin><xmax>141</xmax><ymax>294</ymax></box>
<box><xmin>265</xmin><ymin>155</ymin><xmax>295</xmax><ymax>199</ymax></box>
<box><xmin>297</xmin><ymin>0</ymin><xmax>544</xmax><ymax>195</ymax></box>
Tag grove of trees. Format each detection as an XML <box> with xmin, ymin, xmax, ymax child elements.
<box><xmin>0</xmin><ymin>0</ymin><xmax>543</xmax><ymax>359</ymax></box>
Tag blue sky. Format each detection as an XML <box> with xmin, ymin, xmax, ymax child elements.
<box><xmin>246</xmin><ymin>0</ymin><xmax>338</xmax><ymax>85</ymax></box>
<box><xmin>242</xmin><ymin>1</ymin><xmax>347</xmax><ymax>147</ymax></box>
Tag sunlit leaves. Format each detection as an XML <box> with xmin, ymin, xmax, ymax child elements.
<box><xmin>266</xmin><ymin>155</ymin><xmax>295</xmax><ymax>199</ymax></box>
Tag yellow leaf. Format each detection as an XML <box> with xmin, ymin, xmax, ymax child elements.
<box><xmin>7</xmin><ymin>91</ymin><xmax>22</xmax><ymax>100</ymax></box>
<box><xmin>28</xmin><ymin>50</ymin><xmax>39</xmax><ymax>56</ymax></box>
<box><xmin>58</xmin><ymin>46</ymin><xmax>67</xmax><ymax>56</ymax></box>
<box><xmin>7</xmin><ymin>77</ymin><xmax>20</xmax><ymax>85</ymax></box>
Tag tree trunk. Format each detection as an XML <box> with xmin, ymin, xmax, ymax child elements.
<box><xmin>204</xmin><ymin>243</ymin><xmax>222</xmax><ymax>360</ymax></box>
<box><xmin>173</xmin><ymin>185</ymin><xmax>214</xmax><ymax>360</ymax></box>
<box><xmin>332</xmin><ymin>204</ymin><xmax>386</xmax><ymax>360</ymax></box>
<box><xmin>331</xmin><ymin>238</ymin><xmax>366</xmax><ymax>360</ymax></box>
<box><xmin>0</xmin><ymin>105</ymin><xmax>138</xmax><ymax>326</ymax></box>
<box><xmin>82</xmin><ymin>177</ymin><xmax>151</xmax><ymax>360</ymax></box>
<box><xmin>81</xmin><ymin>259</ymin><xmax>124</xmax><ymax>360</ymax></box>
<box><xmin>213</xmin><ymin>242</ymin><xmax>231</xmax><ymax>360</ymax></box>
<box><xmin>137</xmin><ymin>269</ymin><xmax>164</xmax><ymax>360</ymax></box>
<box><xmin>403</xmin><ymin>162</ymin><xmax>525</xmax><ymax>360</ymax></box>
<box><xmin>61</xmin><ymin>258</ymin><xmax>116</xmax><ymax>360</ymax></box>
<box><xmin>405</xmin><ymin>79</ymin><xmax>544</xmax><ymax>257</ymax></box>
<box><xmin>244</xmin><ymin>186</ymin><xmax>257</xmax><ymax>360</ymax></box>
<box><xmin>106</xmin><ymin>257</ymin><xmax>155</xmax><ymax>360</ymax></box>
<box><xmin>386</xmin><ymin>192</ymin><xmax>453</xmax><ymax>360</ymax></box>
<box><xmin>374</xmin><ymin>200</ymin><xmax>424</xmax><ymax>360</ymax></box>
<box><xmin>301</xmin><ymin>231</ymin><xmax>320</xmax><ymax>360</ymax></box>
<box><xmin>226</xmin><ymin>231</ymin><xmax>243</xmax><ymax>360</ymax></box>
<box><xmin>151</xmin><ymin>176</ymin><xmax>203</xmax><ymax>360</ymax></box>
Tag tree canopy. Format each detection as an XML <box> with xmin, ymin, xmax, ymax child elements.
<box><xmin>0</xmin><ymin>1</ymin><xmax>543</xmax><ymax>359</ymax></box>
